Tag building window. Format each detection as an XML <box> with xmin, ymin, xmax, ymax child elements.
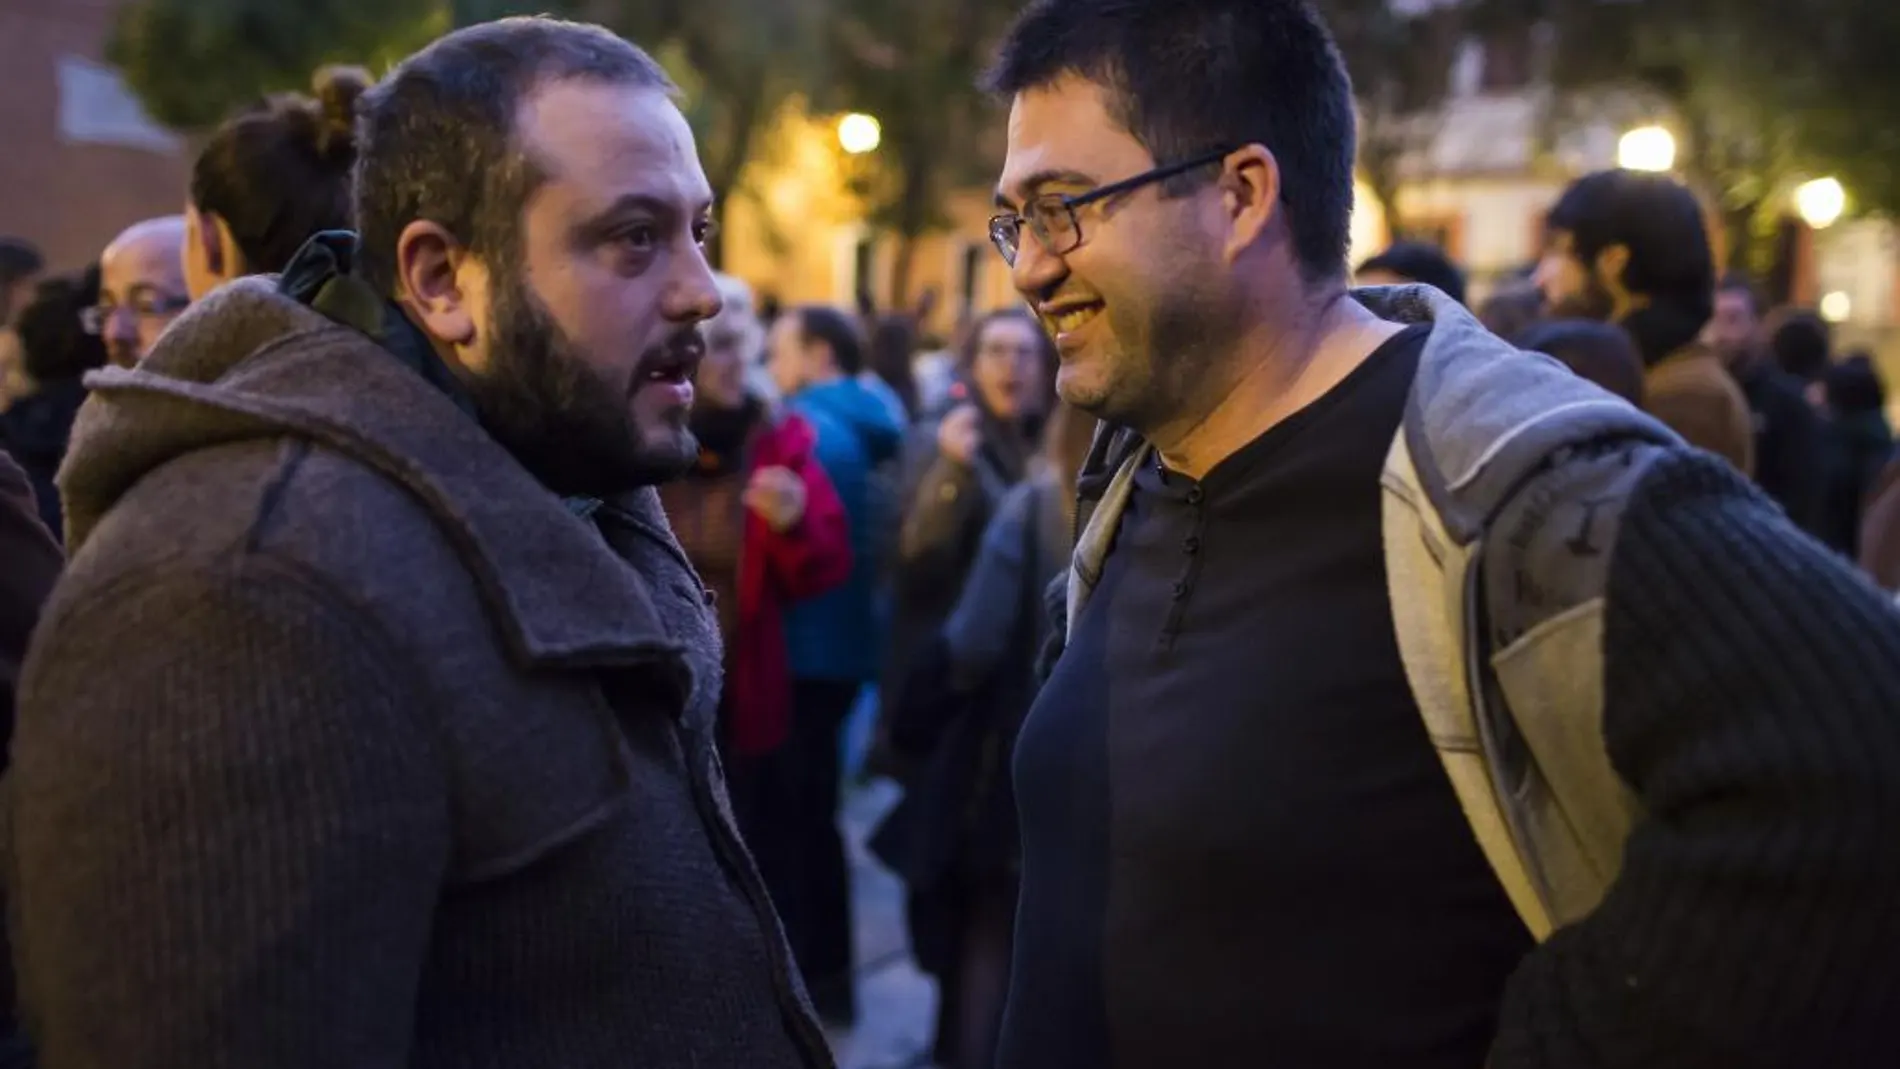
<box><xmin>959</xmin><ymin>243</ymin><xmax>985</xmax><ymax>315</ymax></box>
<box><xmin>56</xmin><ymin>56</ymin><xmax>182</xmax><ymax>154</ymax></box>
<box><xmin>853</xmin><ymin>235</ymin><xmax>878</xmax><ymax>311</ymax></box>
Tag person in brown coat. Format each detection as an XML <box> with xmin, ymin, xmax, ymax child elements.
<box><xmin>1535</xmin><ymin>169</ymin><xmax>1754</xmax><ymax>475</ymax></box>
<box><xmin>8</xmin><ymin>18</ymin><xmax>830</xmax><ymax>1069</ymax></box>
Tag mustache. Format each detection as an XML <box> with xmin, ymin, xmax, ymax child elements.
<box><xmin>637</xmin><ymin>326</ymin><xmax>708</xmax><ymax>373</ymax></box>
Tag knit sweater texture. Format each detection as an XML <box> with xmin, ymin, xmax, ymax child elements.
<box><xmin>1491</xmin><ymin>449</ymin><xmax>1900</xmax><ymax>1067</ymax></box>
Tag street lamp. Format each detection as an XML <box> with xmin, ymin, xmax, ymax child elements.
<box><xmin>1795</xmin><ymin>177</ymin><xmax>1847</xmax><ymax>229</ymax></box>
<box><xmin>1617</xmin><ymin>126</ymin><xmax>1677</xmax><ymax>172</ymax></box>
<box><xmin>837</xmin><ymin>113</ymin><xmax>882</xmax><ymax>155</ymax></box>
<box><xmin>1820</xmin><ymin>290</ymin><xmax>1852</xmax><ymax>324</ymax></box>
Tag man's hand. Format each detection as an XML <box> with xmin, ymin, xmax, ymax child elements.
<box><xmin>745</xmin><ymin>466</ymin><xmax>808</xmax><ymax>533</ymax></box>
<box><xmin>937</xmin><ymin>404</ymin><xmax>982</xmax><ymax>467</ymax></box>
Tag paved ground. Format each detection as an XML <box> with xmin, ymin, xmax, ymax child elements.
<box><xmin>829</xmin><ymin>778</ymin><xmax>939</xmax><ymax>1069</ymax></box>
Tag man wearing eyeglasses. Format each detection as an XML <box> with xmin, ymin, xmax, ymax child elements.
<box><xmin>91</xmin><ymin>216</ymin><xmax>191</xmax><ymax>368</ymax></box>
<box><xmin>987</xmin><ymin>2</ymin><xmax>1900</xmax><ymax>1068</ymax></box>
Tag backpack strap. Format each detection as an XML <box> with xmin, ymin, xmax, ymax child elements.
<box><xmin>1475</xmin><ymin>439</ymin><xmax>1666</xmax><ymax>927</ymax></box>
<box><xmin>1361</xmin><ymin>282</ymin><xmax>1682</xmax><ymax>935</ymax></box>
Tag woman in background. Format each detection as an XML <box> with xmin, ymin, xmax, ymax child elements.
<box><xmin>879</xmin><ymin>309</ymin><xmax>1056</xmax><ymax>753</ymax></box>
<box><xmin>183</xmin><ymin>65</ymin><xmax>370</xmax><ymax>298</ymax></box>
<box><xmin>0</xmin><ymin>269</ymin><xmax>107</xmax><ymax>540</ymax></box>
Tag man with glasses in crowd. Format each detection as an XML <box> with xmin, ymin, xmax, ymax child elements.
<box><xmin>89</xmin><ymin>216</ymin><xmax>191</xmax><ymax>368</ymax></box>
<box><xmin>985</xmin><ymin>1</ymin><xmax>1900</xmax><ymax>1067</ymax></box>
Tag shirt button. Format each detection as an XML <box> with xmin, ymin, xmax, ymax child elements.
<box><xmin>1172</xmin><ymin>580</ymin><xmax>1188</xmax><ymax>599</ymax></box>
<box><xmin>1186</xmin><ymin>486</ymin><xmax>1205</xmax><ymax>505</ymax></box>
<box><xmin>1183</xmin><ymin>536</ymin><xmax>1201</xmax><ymax>555</ymax></box>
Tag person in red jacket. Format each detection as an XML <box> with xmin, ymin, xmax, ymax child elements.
<box><xmin>658</xmin><ymin>273</ymin><xmax>853</xmax><ymax>799</ymax></box>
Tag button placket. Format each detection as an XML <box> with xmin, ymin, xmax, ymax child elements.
<box><xmin>1159</xmin><ymin>482</ymin><xmax>1210</xmax><ymax>645</ymax></box>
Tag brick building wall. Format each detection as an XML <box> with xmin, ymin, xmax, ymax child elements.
<box><xmin>0</xmin><ymin>0</ymin><xmax>190</xmax><ymax>274</ymax></box>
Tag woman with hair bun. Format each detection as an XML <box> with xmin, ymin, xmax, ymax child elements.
<box><xmin>183</xmin><ymin>65</ymin><xmax>373</xmax><ymax>299</ymax></box>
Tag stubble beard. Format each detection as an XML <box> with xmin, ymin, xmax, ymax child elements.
<box><xmin>1082</xmin><ymin>281</ymin><xmax>1231</xmax><ymax>441</ymax></box>
<box><xmin>467</xmin><ymin>272</ymin><xmax>699</xmax><ymax>499</ymax></box>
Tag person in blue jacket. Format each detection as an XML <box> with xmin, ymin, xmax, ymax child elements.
<box><xmin>761</xmin><ymin>303</ymin><xmax>904</xmax><ymax>1026</ymax></box>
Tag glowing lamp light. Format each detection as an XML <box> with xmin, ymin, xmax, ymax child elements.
<box><xmin>1617</xmin><ymin>126</ymin><xmax>1677</xmax><ymax>173</ymax></box>
<box><xmin>1820</xmin><ymin>291</ymin><xmax>1852</xmax><ymax>324</ymax></box>
<box><xmin>1795</xmin><ymin>177</ymin><xmax>1847</xmax><ymax>229</ymax></box>
<box><xmin>837</xmin><ymin>113</ymin><xmax>882</xmax><ymax>155</ymax></box>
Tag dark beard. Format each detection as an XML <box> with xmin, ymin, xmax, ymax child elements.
<box><xmin>465</xmin><ymin>273</ymin><xmax>699</xmax><ymax>498</ymax></box>
<box><xmin>1546</xmin><ymin>272</ymin><xmax>1616</xmax><ymax>322</ymax></box>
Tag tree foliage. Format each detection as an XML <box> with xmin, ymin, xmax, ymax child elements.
<box><xmin>1526</xmin><ymin>0</ymin><xmax>1900</xmax><ymax>274</ymax></box>
<box><xmin>1322</xmin><ymin>0</ymin><xmax>1473</xmax><ymax>238</ymax></box>
<box><xmin>106</xmin><ymin>0</ymin><xmax>497</xmax><ymax>130</ymax></box>
<box><xmin>823</xmin><ymin>0</ymin><xmax>1022</xmax><ymax>306</ymax></box>
<box><xmin>582</xmin><ymin>0</ymin><xmax>827</xmax><ymax>267</ymax></box>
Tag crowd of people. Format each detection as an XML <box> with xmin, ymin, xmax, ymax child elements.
<box><xmin>1</xmin><ymin>2</ymin><xmax>1899</xmax><ymax>1069</ymax></box>
<box><xmin>1357</xmin><ymin>183</ymin><xmax>1900</xmax><ymax>584</ymax></box>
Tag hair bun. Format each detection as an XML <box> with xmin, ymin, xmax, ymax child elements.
<box><xmin>310</xmin><ymin>64</ymin><xmax>372</xmax><ymax>164</ymax></box>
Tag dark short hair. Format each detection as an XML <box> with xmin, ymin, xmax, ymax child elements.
<box><xmin>795</xmin><ymin>306</ymin><xmax>866</xmax><ymax>377</ymax></box>
<box><xmin>15</xmin><ymin>269</ymin><xmax>107</xmax><ymax>382</ymax></box>
<box><xmin>1358</xmin><ymin>241</ymin><xmax>1467</xmax><ymax>304</ymax></box>
<box><xmin>868</xmin><ymin>313</ymin><xmax>920</xmax><ymax>418</ymax></box>
<box><xmin>191</xmin><ymin>66</ymin><xmax>371</xmax><ymax>275</ymax></box>
<box><xmin>354</xmin><ymin>17</ymin><xmax>675</xmax><ymax>296</ymax></box>
<box><xmin>1826</xmin><ymin>353</ymin><xmax>1885</xmax><ymax>416</ymax></box>
<box><xmin>1518</xmin><ymin>318</ymin><xmax>1646</xmax><ymax>408</ymax></box>
<box><xmin>0</xmin><ymin>238</ymin><xmax>42</xmax><ymax>285</ymax></box>
<box><xmin>1771</xmin><ymin>309</ymin><xmax>1832</xmax><ymax>382</ymax></box>
<box><xmin>1547</xmin><ymin>169</ymin><xmax>1714</xmax><ymax>316</ymax></box>
<box><xmin>984</xmin><ymin>0</ymin><xmax>1357</xmax><ymax>282</ymax></box>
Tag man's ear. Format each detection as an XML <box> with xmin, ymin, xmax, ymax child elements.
<box><xmin>394</xmin><ymin>220</ymin><xmax>480</xmax><ymax>356</ymax></box>
<box><xmin>1219</xmin><ymin>144</ymin><xmax>1281</xmax><ymax>265</ymax></box>
<box><xmin>187</xmin><ymin>205</ymin><xmax>225</xmax><ymax>277</ymax></box>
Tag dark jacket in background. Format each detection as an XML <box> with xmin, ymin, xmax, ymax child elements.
<box><xmin>0</xmin><ymin>444</ymin><xmax>58</xmax><ymax>752</ymax></box>
<box><xmin>871</xmin><ymin>470</ymin><xmax>1065</xmax><ymax>1002</ymax></box>
<box><xmin>1822</xmin><ymin>410</ymin><xmax>1895</xmax><ymax>558</ymax></box>
<box><xmin>1733</xmin><ymin>358</ymin><xmax>1829</xmax><ymax>537</ymax></box>
<box><xmin>878</xmin><ymin>405</ymin><xmax>1035</xmax><ymax>744</ymax></box>
<box><xmin>0</xmin><ymin>445</ymin><xmax>56</xmax><ymax>1069</ymax></box>
<box><xmin>0</xmin><ymin>380</ymin><xmax>85</xmax><ymax>541</ymax></box>
<box><xmin>8</xmin><ymin>275</ymin><xmax>830</xmax><ymax>1069</ymax></box>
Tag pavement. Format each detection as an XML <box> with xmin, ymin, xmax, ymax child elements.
<box><xmin>829</xmin><ymin>777</ymin><xmax>939</xmax><ymax>1069</ymax></box>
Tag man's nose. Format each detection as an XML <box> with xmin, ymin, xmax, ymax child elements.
<box><xmin>105</xmin><ymin>306</ymin><xmax>140</xmax><ymax>341</ymax></box>
<box><xmin>1010</xmin><ymin>235</ymin><xmax>1066</xmax><ymax>299</ymax></box>
<box><xmin>666</xmin><ymin>249</ymin><xmax>723</xmax><ymax>324</ymax></box>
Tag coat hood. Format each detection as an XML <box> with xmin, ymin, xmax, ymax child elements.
<box><xmin>795</xmin><ymin>378</ymin><xmax>905</xmax><ymax>464</ymax></box>
<box><xmin>59</xmin><ymin>270</ymin><xmax>695</xmax><ymax>671</ymax></box>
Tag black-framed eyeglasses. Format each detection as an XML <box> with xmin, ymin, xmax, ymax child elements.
<box><xmin>988</xmin><ymin>146</ymin><xmax>1235</xmax><ymax>267</ymax></box>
